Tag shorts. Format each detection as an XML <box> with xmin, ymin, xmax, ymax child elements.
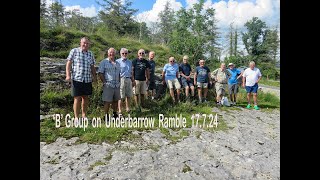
<box><xmin>148</xmin><ymin>81</ymin><xmax>156</xmax><ymax>90</ymax></box>
<box><xmin>71</xmin><ymin>80</ymin><xmax>92</xmax><ymax>97</ymax></box>
<box><xmin>166</xmin><ymin>79</ymin><xmax>181</xmax><ymax>89</ymax></box>
<box><xmin>197</xmin><ymin>82</ymin><xmax>208</xmax><ymax>88</ymax></box>
<box><xmin>245</xmin><ymin>83</ymin><xmax>258</xmax><ymax>93</ymax></box>
<box><xmin>182</xmin><ymin>78</ymin><xmax>194</xmax><ymax>88</ymax></box>
<box><xmin>102</xmin><ymin>85</ymin><xmax>120</xmax><ymax>102</ymax></box>
<box><xmin>134</xmin><ymin>80</ymin><xmax>147</xmax><ymax>95</ymax></box>
<box><xmin>215</xmin><ymin>82</ymin><xmax>227</xmax><ymax>96</ymax></box>
<box><xmin>120</xmin><ymin>77</ymin><xmax>133</xmax><ymax>99</ymax></box>
<box><xmin>228</xmin><ymin>83</ymin><xmax>239</xmax><ymax>94</ymax></box>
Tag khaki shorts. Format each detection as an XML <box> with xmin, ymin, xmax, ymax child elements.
<box><xmin>166</xmin><ymin>79</ymin><xmax>181</xmax><ymax>89</ymax></box>
<box><xmin>102</xmin><ymin>85</ymin><xmax>120</xmax><ymax>102</ymax></box>
<box><xmin>197</xmin><ymin>82</ymin><xmax>208</xmax><ymax>88</ymax></box>
<box><xmin>134</xmin><ymin>80</ymin><xmax>147</xmax><ymax>95</ymax></box>
<box><xmin>120</xmin><ymin>77</ymin><xmax>133</xmax><ymax>98</ymax></box>
<box><xmin>215</xmin><ymin>82</ymin><xmax>227</xmax><ymax>96</ymax></box>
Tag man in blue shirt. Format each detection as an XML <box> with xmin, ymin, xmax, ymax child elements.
<box><xmin>194</xmin><ymin>59</ymin><xmax>211</xmax><ymax>103</ymax></box>
<box><xmin>116</xmin><ymin>48</ymin><xmax>134</xmax><ymax>113</ymax></box>
<box><xmin>227</xmin><ymin>63</ymin><xmax>243</xmax><ymax>105</ymax></box>
<box><xmin>179</xmin><ymin>55</ymin><xmax>195</xmax><ymax>101</ymax></box>
<box><xmin>162</xmin><ymin>57</ymin><xmax>181</xmax><ymax>103</ymax></box>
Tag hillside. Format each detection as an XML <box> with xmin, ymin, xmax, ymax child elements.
<box><xmin>40</xmin><ymin>28</ymin><xmax>182</xmax><ymax>66</ymax></box>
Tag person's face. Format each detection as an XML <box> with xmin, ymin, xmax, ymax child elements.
<box><xmin>138</xmin><ymin>50</ymin><xmax>145</xmax><ymax>59</ymax></box>
<box><xmin>121</xmin><ymin>51</ymin><xmax>128</xmax><ymax>59</ymax></box>
<box><xmin>249</xmin><ymin>63</ymin><xmax>255</xmax><ymax>69</ymax></box>
<box><xmin>108</xmin><ymin>49</ymin><xmax>115</xmax><ymax>59</ymax></box>
<box><xmin>221</xmin><ymin>64</ymin><xmax>226</xmax><ymax>70</ymax></box>
<box><xmin>149</xmin><ymin>52</ymin><xmax>155</xmax><ymax>60</ymax></box>
<box><xmin>183</xmin><ymin>58</ymin><xmax>188</xmax><ymax>64</ymax></box>
<box><xmin>229</xmin><ymin>65</ymin><xmax>234</xmax><ymax>70</ymax></box>
<box><xmin>199</xmin><ymin>61</ymin><xmax>205</xmax><ymax>67</ymax></box>
<box><xmin>169</xmin><ymin>58</ymin><xmax>175</xmax><ymax>65</ymax></box>
<box><xmin>80</xmin><ymin>39</ymin><xmax>90</xmax><ymax>51</ymax></box>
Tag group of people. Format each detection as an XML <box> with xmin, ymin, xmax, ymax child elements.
<box><xmin>66</xmin><ymin>37</ymin><xmax>262</xmax><ymax>119</ymax></box>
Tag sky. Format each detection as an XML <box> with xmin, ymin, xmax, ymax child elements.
<box><xmin>45</xmin><ymin>0</ymin><xmax>280</xmax><ymax>59</ymax></box>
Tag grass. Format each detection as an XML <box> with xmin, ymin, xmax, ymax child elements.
<box><xmin>259</xmin><ymin>77</ymin><xmax>280</xmax><ymax>87</ymax></box>
<box><xmin>40</xmin><ymin>82</ymin><xmax>280</xmax><ymax>144</ymax></box>
<box><xmin>182</xmin><ymin>164</ymin><xmax>192</xmax><ymax>173</ymax></box>
<box><xmin>88</xmin><ymin>161</ymin><xmax>106</xmax><ymax>171</ymax></box>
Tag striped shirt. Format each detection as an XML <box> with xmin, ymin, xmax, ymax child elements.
<box><xmin>98</xmin><ymin>58</ymin><xmax>121</xmax><ymax>88</ymax></box>
<box><xmin>67</xmin><ymin>47</ymin><xmax>95</xmax><ymax>83</ymax></box>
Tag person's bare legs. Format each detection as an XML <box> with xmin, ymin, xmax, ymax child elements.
<box><xmin>190</xmin><ymin>86</ymin><xmax>195</xmax><ymax>97</ymax></box>
<box><xmin>118</xmin><ymin>99</ymin><xmax>123</xmax><ymax>113</ymax></box>
<box><xmin>169</xmin><ymin>89</ymin><xmax>175</xmax><ymax>102</ymax></box>
<box><xmin>134</xmin><ymin>95</ymin><xmax>139</xmax><ymax>108</ymax></box>
<box><xmin>140</xmin><ymin>94</ymin><xmax>145</xmax><ymax>107</ymax></box>
<box><xmin>73</xmin><ymin>96</ymin><xmax>81</xmax><ymax>118</ymax></box>
<box><xmin>185</xmin><ymin>86</ymin><xmax>189</xmax><ymax>97</ymax></box>
<box><xmin>233</xmin><ymin>94</ymin><xmax>237</xmax><ymax>103</ymax></box>
<box><xmin>81</xmin><ymin>95</ymin><xmax>88</xmax><ymax>118</ymax></box>
<box><xmin>125</xmin><ymin>97</ymin><xmax>131</xmax><ymax>112</ymax></box>
<box><xmin>152</xmin><ymin>89</ymin><xmax>156</xmax><ymax>99</ymax></box>
<box><xmin>104</xmin><ymin>102</ymin><xmax>111</xmax><ymax>114</ymax></box>
<box><xmin>176</xmin><ymin>89</ymin><xmax>180</xmax><ymax>102</ymax></box>
<box><xmin>229</xmin><ymin>94</ymin><xmax>233</xmax><ymax>103</ymax></box>
<box><xmin>198</xmin><ymin>88</ymin><xmax>202</xmax><ymax>102</ymax></box>
<box><xmin>203</xmin><ymin>88</ymin><xmax>208</xmax><ymax>100</ymax></box>
<box><xmin>247</xmin><ymin>93</ymin><xmax>252</xmax><ymax>105</ymax></box>
<box><xmin>253</xmin><ymin>93</ymin><xmax>258</xmax><ymax>105</ymax></box>
<box><xmin>112</xmin><ymin>101</ymin><xmax>118</xmax><ymax>114</ymax></box>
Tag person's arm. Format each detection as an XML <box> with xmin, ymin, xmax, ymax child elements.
<box><xmin>91</xmin><ymin>64</ymin><xmax>97</xmax><ymax>83</ymax></box>
<box><xmin>131</xmin><ymin>61</ymin><xmax>136</xmax><ymax>87</ymax></box>
<box><xmin>237</xmin><ymin>70</ymin><xmax>244</xmax><ymax>79</ymax></box>
<box><xmin>242</xmin><ymin>71</ymin><xmax>246</xmax><ymax>87</ymax></box>
<box><xmin>212</xmin><ymin>69</ymin><xmax>218</xmax><ymax>81</ymax></box>
<box><xmin>256</xmin><ymin>70</ymin><xmax>262</xmax><ymax>83</ymax></box>
<box><xmin>99</xmin><ymin>73</ymin><xmax>106</xmax><ymax>84</ymax></box>
<box><xmin>66</xmin><ymin>60</ymin><xmax>72</xmax><ymax>82</ymax></box>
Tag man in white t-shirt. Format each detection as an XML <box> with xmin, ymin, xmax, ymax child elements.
<box><xmin>242</xmin><ymin>61</ymin><xmax>262</xmax><ymax>110</ymax></box>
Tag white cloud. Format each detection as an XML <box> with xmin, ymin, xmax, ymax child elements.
<box><xmin>186</xmin><ymin>0</ymin><xmax>199</xmax><ymax>9</ymax></box>
<box><xmin>64</xmin><ymin>5</ymin><xmax>97</xmax><ymax>17</ymax></box>
<box><xmin>135</xmin><ymin>0</ymin><xmax>183</xmax><ymax>24</ymax></box>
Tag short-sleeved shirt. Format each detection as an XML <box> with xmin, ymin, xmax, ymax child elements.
<box><xmin>67</xmin><ymin>47</ymin><xmax>95</xmax><ymax>83</ymax></box>
<box><xmin>98</xmin><ymin>58</ymin><xmax>121</xmax><ymax>88</ymax></box>
<box><xmin>116</xmin><ymin>58</ymin><xmax>132</xmax><ymax>78</ymax></box>
<box><xmin>243</xmin><ymin>67</ymin><xmax>262</xmax><ymax>86</ymax></box>
<box><xmin>227</xmin><ymin>68</ymin><xmax>241</xmax><ymax>85</ymax></box>
<box><xmin>148</xmin><ymin>59</ymin><xmax>156</xmax><ymax>81</ymax></box>
<box><xmin>163</xmin><ymin>63</ymin><xmax>179</xmax><ymax>81</ymax></box>
<box><xmin>195</xmin><ymin>66</ymin><xmax>210</xmax><ymax>83</ymax></box>
<box><xmin>212</xmin><ymin>68</ymin><xmax>231</xmax><ymax>84</ymax></box>
<box><xmin>132</xmin><ymin>58</ymin><xmax>151</xmax><ymax>81</ymax></box>
<box><xmin>180</xmin><ymin>63</ymin><xmax>192</xmax><ymax>77</ymax></box>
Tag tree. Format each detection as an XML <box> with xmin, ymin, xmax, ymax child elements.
<box><xmin>48</xmin><ymin>1</ymin><xmax>65</xmax><ymax>27</ymax></box>
<box><xmin>40</xmin><ymin>0</ymin><xmax>47</xmax><ymax>19</ymax></box>
<box><xmin>242</xmin><ymin>17</ymin><xmax>267</xmax><ymax>56</ymax></box>
<box><xmin>158</xmin><ymin>1</ymin><xmax>175</xmax><ymax>44</ymax></box>
<box><xmin>97</xmin><ymin>0</ymin><xmax>138</xmax><ymax>35</ymax></box>
<box><xmin>263</xmin><ymin>27</ymin><xmax>280</xmax><ymax>63</ymax></box>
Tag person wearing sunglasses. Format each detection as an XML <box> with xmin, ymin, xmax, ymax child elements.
<box><xmin>132</xmin><ymin>49</ymin><xmax>151</xmax><ymax>112</ymax></box>
<box><xmin>116</xmin><ymin>48</ymin><xmax>134</xmax><ymax>114</ymax></box>
<box><xmin>162</xmin><ymin>57</ymin><xmax>181</xmax><ymax>104</ymax></box>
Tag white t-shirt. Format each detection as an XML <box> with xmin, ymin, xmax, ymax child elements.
<box><xmin>243</xmin><ymin>67</ymin><xmax>262</xmax><ymax>86</ymax></box>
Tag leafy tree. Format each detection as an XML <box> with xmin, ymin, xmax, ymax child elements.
<box><xmin>97</xmin><ymin>0</ymin><xmax>138</xmax><ymax>35</ymax></box>
<box><xmin>48</xmin><ymin>1</ymin><xmax>65</xmax><ymax>27</ymax></box>
<box><xmin>158</xmin><ymin>1</ymin><xmax>175</xmax><ymax>44</ymax></box>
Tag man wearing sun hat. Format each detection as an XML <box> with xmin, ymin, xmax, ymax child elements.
<box><xmin>227</xmin><ymin>63</ymin><xmax>243</xmax><ymax>105</ymax></box>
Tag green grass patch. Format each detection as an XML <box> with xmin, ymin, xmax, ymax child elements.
<box><xmin>259</xmin><ymin>77</ymin><xmax>280</xmax><ymax>87</ymax></box>
<box><xmin>88</xmin><ymin>161</ymin><xmax>106</xmax><ymax>171</ymax></box>
<box><xmin>182</xmin><ymin>164</ymin><xmax>192</xmax><ymax>173</ymax></box>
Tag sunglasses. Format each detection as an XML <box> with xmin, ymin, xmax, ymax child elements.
<box><xmin>139</xmin><ymin>52</ymin><xmax>145</xmax><ymax>55</ymax></box>
<box><xmin>169</xmin><ymin>60</ymin><xmax>174</xmax><ymax>63</ymax></box>
<box><xmin>122</xmin><ymin>53</ymin><xmax>128</xmax><ymax>55</ymax></box>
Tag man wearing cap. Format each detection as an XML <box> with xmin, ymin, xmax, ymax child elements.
<box><xmin>212</xmin><ymin>63</ymin><xmax>231</xmax><ymax>105</ymax></box>
<box><xmin>227</xmin><ymin>63</ymin><xmax>243</xmax><ymax>105</ymax></box>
